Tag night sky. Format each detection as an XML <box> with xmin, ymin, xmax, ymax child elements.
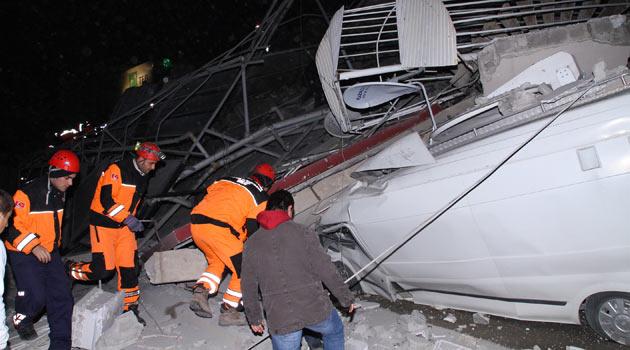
<box><xmin>1</xmin><ymin>1</ymin><xmax>273</xmax><ymax>160</ymax></box>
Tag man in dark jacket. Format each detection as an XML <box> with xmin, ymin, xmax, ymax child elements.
<box><xmin>242</xmin><ymin>190</ymin><xmax>355</xmax><ymax>350</ymax></box>
<box><xmin>5</xmin><ymin>150</ymin><xmax>80</xmax><ymax>349</ymax></box>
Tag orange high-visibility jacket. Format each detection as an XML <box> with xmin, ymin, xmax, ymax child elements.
<box><xmin>90</xmin><ymin>158</ymin><xmax>148</xmax><ymax>228</ymax></box>
<box><xmin>5</xmin><ymin>177</ymin><xmax>65</xmax><ymax>254</ymax></box>
<box><xmin>191</xmin><ymin>177</ymin><xmax>268</xmax><ymax>239</ymax></box>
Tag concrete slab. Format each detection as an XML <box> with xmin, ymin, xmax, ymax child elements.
<box><xmin>95</xmin><ymin>311</ymin><xmax>143</xmax><ymax>350</ymax></box>
<box><xmin>72</xmin><ymin>288</ymin><xmax>124</xmax><ymax>350</ymax></box>
<box><xmin>145</xmin><ymin>249</ymin><xmax>206</xmax><ymax>284</ymax></box>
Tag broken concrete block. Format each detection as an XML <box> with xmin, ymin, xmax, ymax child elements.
<box><xmin>443</xmin><ymin>313</ymin><xmax>457</xmax><ymax>323</ymax></box>
<box><xmin>72</xmin><ymin>288</ymin><xmax>124</xmax><ymax>350</ymax></box>
<box><xmin>95</xmin><ymin>311</ymin><xmax>143</xmax><ymax>350</ymax></box>
<box><xmin>566</xmin><ymin>347</ymin><xmax>584</xmax><ymax>350</ymax></box>
<box><xmin>293</xmin><ymin>187</ymin><xmax>319</xmax><ymax>214</ymax></box>
<box><xmin>145</xmin><ymin>248</ymin><xmax>207</xmax><ymax>284</ymax></box>
<box><xmin>356</xmin><ymin>300</ymin><xmax>380</xmax><ymax>311</ymax></box>
<box><xmin>472</xmin><ymin>312</ymin><xmax>490</xmax><ymax>325</ymax></box>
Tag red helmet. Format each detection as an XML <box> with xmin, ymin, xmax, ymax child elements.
<box><xmin>135</xmin><ymin>142</ymin><xmax>165</xmax><ymax>161</ymax></box>
<box><xmin>49</xmin><ymin>150</ymin><xmax>80</xmax><ymax>173</ymax></box>
<box><xmin>253</xmin><ymin>163</ymin><xmax>276</xmax><ymax>182</ymax></box>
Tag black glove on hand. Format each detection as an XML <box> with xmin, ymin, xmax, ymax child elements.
<box><xmin>123</xmin><ymin>215</ymin><xmax>145</xmax><ymax>232</ymax></box>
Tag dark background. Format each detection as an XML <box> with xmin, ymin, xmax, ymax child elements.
<box><xmin>1</xmin><ymin>0</ymin><xmax>339</xmax><ymax>190</ymax></box>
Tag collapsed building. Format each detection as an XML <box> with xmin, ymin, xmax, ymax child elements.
<box><xmin>10</xmin><ymin>0</ymin><xmax>630</xmax><ymax>348</ymax></box>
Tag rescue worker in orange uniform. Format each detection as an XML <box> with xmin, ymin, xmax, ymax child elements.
<box><xmin>189</xmin><ymin>163</ymin><xmax>275</xmax><ymax>326</ymax></box>
<box><xmin>5</xmin><ymin>150</ymin><xmax>80</xmax><ymax>349</ymax></box>
<box><xmin>67</xmin><ymin>142</ymin><xmax>164</xmax><ymax>325</ymax></box>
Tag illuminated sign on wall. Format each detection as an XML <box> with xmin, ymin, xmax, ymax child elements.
<box><xmin>121</xmin><ymin>62</ymin><xmax>153</xmax><ymax>92</ymax></box>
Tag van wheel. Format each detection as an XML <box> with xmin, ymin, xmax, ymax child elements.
<box><xmin>585</xmin><ymin>292</ymin><xmax>630</xmax><ymax>345</ymax></box>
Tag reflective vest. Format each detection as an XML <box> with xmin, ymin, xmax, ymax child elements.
<box><xmin>191</xmin><ymin>177</ymin><xmax>268</xmax><ymax>239</ymax></box>
<box><xmin>90</xmin><ymin>158</ymin><xmax>148</xmax><ymax>228</ymax></box>
<box><xmin>5</xmin><ymin>177</ymin><xmax>64</xmax><ymax>254</ymax></box>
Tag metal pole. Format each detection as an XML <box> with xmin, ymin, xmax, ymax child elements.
<box><xmin>241</xmin><ymin>64</ymin><xmax>251</xmax><ymax>137</ymax></box>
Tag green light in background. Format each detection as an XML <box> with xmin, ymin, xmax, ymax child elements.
<box><xmin>161</xmin><ymin>58</ymin><xmax>173</xmax><ymax>69</ymax></box>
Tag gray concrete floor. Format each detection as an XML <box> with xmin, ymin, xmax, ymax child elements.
<box><xmin>365</xmin><ymin>295</ymin><xmax>627</xmax><ymax>350</ymax></box>
<box><xmin>4</xmin><ymin>263</ymin><xmax>628</xmax><ymax>349</ymax></box>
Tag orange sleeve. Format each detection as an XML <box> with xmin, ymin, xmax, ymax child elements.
<box><xmin>7</xmin><ymin>191</ymin><xmax>41</xmax><ymax>254</ymax></box>
<box><xmin>99</xmin><ymin>165</ymin><xmax>128</xmax><ymax>223</ymax></box>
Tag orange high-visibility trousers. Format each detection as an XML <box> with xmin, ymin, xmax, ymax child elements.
<box><xmin>68</xmin><ymin>225</ymin><xmax>140</xmax><ymax>310</ymax></box>
<box><xmin>191</xmin><ymin>223</ymin><xmax>244</xmax><ymax>308</ymax></box>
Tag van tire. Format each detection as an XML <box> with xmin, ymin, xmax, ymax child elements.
<box><xmin>585</xmin><ymin>292</ymin><xmax>630</xmax><ymax>345</ymax></box>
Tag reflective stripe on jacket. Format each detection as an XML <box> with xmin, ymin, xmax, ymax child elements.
<box><xmin>191</xmin><ymin>177</ymin><xmax>267</xmax><ymax>239</ymax></box>
<box><xmin>5</xmin><ymin>177</ymin><xmax>64</xmax><ymax>254</ymax></box>
<box><xmin>89</xmin><ymin>158</ymin><xmax>147</xmax><ymax>228</ymax></box>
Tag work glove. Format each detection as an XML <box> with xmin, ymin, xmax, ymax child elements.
<box><xmin>124</xmin><ymin>215</ymin><xmax>145</xmax><ymax>232</ymax></box>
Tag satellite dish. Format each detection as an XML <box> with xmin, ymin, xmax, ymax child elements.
<box><xmin>343</xmin><ymin>82</ymin><xmax>420</xmax><ymax>109</ymax></box>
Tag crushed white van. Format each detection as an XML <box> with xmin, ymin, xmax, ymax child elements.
<box><xmin>301</xmin><ymin>15</ymin><xmax>630</xmax><ymax>344</ymax></box>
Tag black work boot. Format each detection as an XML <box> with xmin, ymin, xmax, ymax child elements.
<box><xmin>218</xmin><ymin>302</ymin><xmax>247</xmax><ymax>326</ymax></box>
<box><xmin>190</xmin><ymin>285</ymin><xmax>213</xmax><ymax>318</ymax></box>
<box><xmin>126</xmin><ymin>305</ymin><xmax>147</xmax><ymax>327</ymax></box>
<box><xmin>15</xmin><ymin>322</ymin><xmax>37</xmax><ymax>341</ymax></box>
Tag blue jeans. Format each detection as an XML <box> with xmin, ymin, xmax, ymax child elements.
<box><xmin>271</xmin><ymin>309</ymin><xmax>344</xmax><ymax>350</ymax></box>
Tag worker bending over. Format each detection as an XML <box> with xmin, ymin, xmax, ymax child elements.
<box><xmin>189</xmin><ymin>163</ymin><xmax>275</xmax><ymax>326</ymax></box>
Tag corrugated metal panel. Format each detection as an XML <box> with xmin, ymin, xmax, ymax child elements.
<box><xmin>397</xmin><ymin>0</ymin><xmax>457</xmax><ymax>67</ymax></box>
<box><xmin>315</xmin><ymin>7</ymin><xmax>350</xmax><ymax>131</ymax></box>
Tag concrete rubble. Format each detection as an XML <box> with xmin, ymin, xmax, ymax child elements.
<box><xmin>443</xmin><ymin>313</ymin><xmax>457</xmax><ymax>323</ymax></box>
<box><xmin>95</xmin><ymin>311</ymin><xmax>144</xmax><ymax>350</ymax></box>
<box><xmin>472</xmin><ymin>313</ymin><xmax>490</xmax><ymax>325</ymax></box>
<box><xmin>72</xmin><ymin>288</ymin><xmax>124</xmax><ymax>350</ymax></box>
<box><xmin>477</xmin><ymin>16</ymin><xmax>630</xmax><ymax>96</ymax></box>
<box><xmin>91</xmin><ymin>273</ymin><xmax>509</xmax><ymax>350</ymax></box>
<box><xmin>144</xmin><ymin>248</ymin><xmax>207</xmax><ymax>284</ymax></box>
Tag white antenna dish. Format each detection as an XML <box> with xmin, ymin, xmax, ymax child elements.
<box><xmin>343</xmin><ymin>82</ymin><xmax>420</xmax><ymax>109</ymax></box>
